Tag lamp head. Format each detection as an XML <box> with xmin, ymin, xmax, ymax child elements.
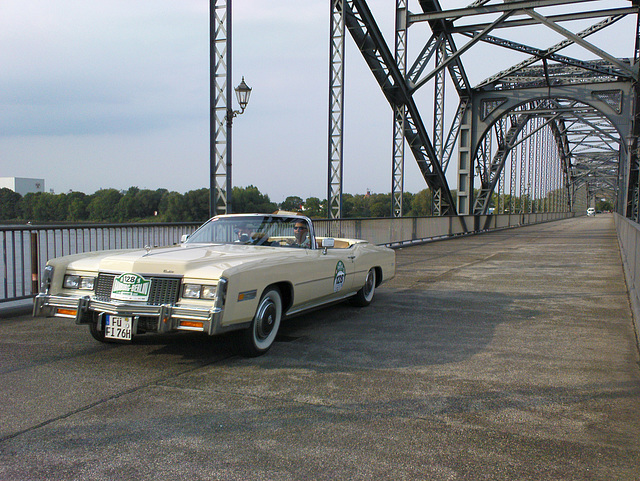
<box><xmin>235</xmin><ymin>77</ymin><xmax>252</xmax><ymax>111</ymax></box>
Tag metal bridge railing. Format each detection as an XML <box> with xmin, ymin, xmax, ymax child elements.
<box><xmin>0</xmin><ymin>222</ymin><xmax>200</xmax><ymax>303</ymax></box>
<box><xmin>614</xmin><ymin>214</ymin><xmax>640</xmax><ymax>344</ymax></box>
<box><xmin>314</xmin><ymin>212</ymin><xmax>574</xmax><ymax>246</ymax></box>
<box><xmin>1</xmin><ymin>213</ymin><xmax>575</xmax><ymax>304</ymax></box>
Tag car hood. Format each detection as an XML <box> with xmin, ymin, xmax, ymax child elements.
<box><xmin>63</xmin><ymin>244</ymin><xmax>295</xmax><ymax>279</ymax></box>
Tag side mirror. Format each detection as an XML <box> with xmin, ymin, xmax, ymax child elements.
<box><xmin>181</xmin><ymin>234</ymin><xmax>189</xmax><ymax>244</ymax></box>
<box><xmin>322</xmin><ymin>238</ymin><xmax>335</xmax><ymax>255</ymax></box>
<box><xmin>323</xmin><ymin>238</ymin><xmax>335</xmax><ymax>248</ymax></box>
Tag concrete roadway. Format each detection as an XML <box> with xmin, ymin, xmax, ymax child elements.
<box><xmin>0</xmin><ymin>215</ymin><xmax>638</xmax><ymax>480</ymax></box>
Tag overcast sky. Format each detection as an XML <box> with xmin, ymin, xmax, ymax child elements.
<box><xmin>0</xmin><ymin>1</ymin><xmax>635</xmax><ymax>202</ymax></box>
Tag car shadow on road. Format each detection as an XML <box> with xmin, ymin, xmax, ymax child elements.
<box><xmin>133</xmin><ymin>286</ymin><xmax>539</xmax><ymax>370</ymax></box>
<box><xmin>256</xmin><ymin>288</ymin><xmax>541</xmax><ymax>371</ymax></box>
<box><xmin>133</xmin><ymin>330</ymin><xmax>238</xmax><ymax>362</ymax></box>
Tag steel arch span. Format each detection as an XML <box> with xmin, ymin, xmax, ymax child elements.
<box><xmin>328</xmin><ymin>0</ymin><xmax>640</xmax><ymax>222</ymax></box>
<box><xmin>470</xmin><ymin>83</ymin><xmax>633</xmax><ymax>216</ymax></box>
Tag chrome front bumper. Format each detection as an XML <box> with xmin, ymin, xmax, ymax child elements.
<box><xmin>33</xmin><ymin>293</ymin><xmax>227</xmax><ymax>336</ymax></box>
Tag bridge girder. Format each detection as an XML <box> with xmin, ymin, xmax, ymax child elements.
<box><xmin>326</xmin><ymin>0</ymin><xmax>639</xmax><ymax>221</ymax></box>
<box><xmin>339</xmin><ymin>0</ymin><xmax>459</xmax><ymax>217</ymax></box>
<box><xmin>470</xmin><ymin>81</ymin><xmax>634</xmax><ymax>213</ymax></box>
<box><xmin>411</xmin><ymin>1</ymin><xmax>638</xmax><ymax>219</ymax></box>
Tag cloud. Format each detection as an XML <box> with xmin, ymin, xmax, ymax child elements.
<box><xmin>0</xmin><ymin>0</ymin><xmax>208</xmax><ymax>137</ymax></box>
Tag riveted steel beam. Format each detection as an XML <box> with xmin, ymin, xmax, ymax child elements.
<box><xmin>343</xmin><ymin>0</ymin><xmax>458</xmax><ymax>217</ymax></box>
<box><xmin>392</xmin><ymin>0</ymin><xmax>408</xmax><ymax>218</ymax></box>
<box><xmin>328</xmin><ymin>0</ymin><xmax>346</xmax><ymax>219</ymax></box>
<box><xmin>210</xmin><ymin>0</ymin><xmax>232</xmax><ymax>216</ymax></box>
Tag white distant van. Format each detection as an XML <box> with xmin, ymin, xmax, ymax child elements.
<box><xmin>587</xmin><ymin>207</ymin><xmax>596</xmax><ymax>216</ymax></box>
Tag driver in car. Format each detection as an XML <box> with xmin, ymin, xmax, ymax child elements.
<box><xmin>235</xmin><ymin>225</ymin><xmax>254</xmax><ymax>243</ymax></box>
<box><xmin>291</xmin><ymin>220</ymin><xmax>310</xmax><ymax>248</ymax></box>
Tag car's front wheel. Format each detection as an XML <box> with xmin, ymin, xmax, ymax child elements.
<box><xmin>237</xmin><ymin>288</ymin><xmax>282</xmax><ymax>357</ymax></box>
<box><xmin>89</xmin><ymin>318</ymin><xmax>111</xmax><ymax>343</ymax></box>
<box><xmin>351</xmin><ymin>268</ymin><xmax>376</xmax><ymax>307</ymax></box>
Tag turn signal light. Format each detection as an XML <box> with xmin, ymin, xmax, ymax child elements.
<box><xmin>57</xmin><ymin>308</ymin><xmax>77</xmax><ymax>317</ymax></box>
<box><xmin>179</xmin><ymin>321</ymin><xmax>204</xmax><ymax>329</ymax></box>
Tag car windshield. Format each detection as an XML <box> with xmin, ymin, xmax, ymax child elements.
<box><xmin>185</xmin><ymin>215</ymin><xmax>314</xmax><ymax>248</ymax></box>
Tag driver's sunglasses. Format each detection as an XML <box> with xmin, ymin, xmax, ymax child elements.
<box><xmin>293</xmin><ymin>226</ymin><xmax>307</xmax><ymax>231</ymax></box>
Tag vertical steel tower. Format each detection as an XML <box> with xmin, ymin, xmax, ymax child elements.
<box><xmin>210</xmin><ymin>0</ymin><xmax>232</xmax><ymax>216</ymax></box>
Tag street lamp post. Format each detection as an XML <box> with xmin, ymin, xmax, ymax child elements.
<box><xmin>210</xmin><ymin>0</ymin><xmax>251</xmax><ymax>217</ymax></box>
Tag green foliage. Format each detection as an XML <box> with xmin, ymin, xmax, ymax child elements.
<box><xmin>182</xmin><ymin>188</ymin><xmax>210</xmax><ymax>222</ymax></box>
<box><xmin>596</xmin><ymin>199</ymin><xmax>613</xmax><ymax>212</ymax></box>
<box><xmin>0</xmin><ymin>188</ymin><xmax>22</xmax><ymax>220</ymax></box>
<box><xmin>369</xmin><ymin>193</ymin><xmax>392</xmax><ymax>218</ymax></box>
<box><xmin>18</xmin><ymin>192</ymin><xmax>38</xmax><ymax>220</ymax></box>
<box><xmin>404</xmin><ymin>189</ymin><xmax>431</xmax><ymax>216</ymax></box>
<box><xmin>328</xmin><ymin>192</ymin><xmax>399</xmax><ymax>218</ymax></box>
<box><xmin>232</xmin><ymin>185</ymin><xmax>277</xmax><ymax>214</ymax></box>
<box><xmin>160</xmin><ymin>191</ymin><xmax>186</xmax><ymax>222</ymax></box>
<box><xmin>350</xmin><ymin>194</ymin><xmax>371</xmax><ymax>218</ymax></box>
<box><xmin>114</xmin><ymin>187</ymin><xmax>169</xmax><ymax>221</ymax></box>
<box><xmin>21</xmin><ymin>192</ymin><xmax>61</xmax><ymax>221</ymax></box>
<box><xmin>116</xmin><ymin>187</ymin><xmax>142</xmax><ymax>221</ymax></box>
<box><xmin>402</xmin><ymin>192</ymin><xmax>414</xmax><ymax>214</ymax></box>
<box><xmin>303</xmin><ymin>197</ymin><xmax>325</xmax><ymax>218</ymax></box>
<box><xmin>87</xmin><ymin>189</ymin><xmax>123</xmax><ymax>222</ymax></box>
<box><xmin>67</xmin><ymin>192</ymin><xmax>89</xmax><ymax>221</ymax></box>
<box><xmin>341</xmin><ymin>193</ymin><xmax>355</xmax><ymax>218</ymax></box>
<box><xmin>0</xmin><ymin>184</ymin><xmax>467</xmax><ymax>224</ymax></box>
<box><xmin>280</xmin><ymin>196</ymin><xmax>304</xmax><ymax>212</ymax></box>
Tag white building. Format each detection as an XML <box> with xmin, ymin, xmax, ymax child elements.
<box><xmin>0</xmin><ymin>177</ymin><xmax>45</xmax><ymax>196</ymax></box>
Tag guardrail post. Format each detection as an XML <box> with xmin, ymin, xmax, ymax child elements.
<box><xmin>2</xmin><ymin>232</ymin><xmax>7</xmax><ymax>300</ymax></box>
<box><xmin>30</xmin><ymin>233</ymin><xmax>39</xmax><ymax>295</ymax></box>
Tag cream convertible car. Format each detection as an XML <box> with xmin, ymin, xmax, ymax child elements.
<box><xmin>34</xmin><ymin>214</ymin><xmax>395</xmax><ymax>356</ymax></box>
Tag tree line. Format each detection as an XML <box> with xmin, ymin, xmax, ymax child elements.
<box><xmin>0</xmin><ymin>185</ymin><xmax>443</xmax><ymax>223</ymax></box>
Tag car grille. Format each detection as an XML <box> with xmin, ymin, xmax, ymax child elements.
<box><xmin>95</xmin><ymin>273</ymin><xmax>181</xmax><ymax>305</ymax></box>
<box><xmin>137</xmin><ymin>317</ymin><xmax>160</xmax><ymax>332</ymax></box>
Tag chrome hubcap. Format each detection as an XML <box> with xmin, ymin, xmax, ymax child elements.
<box><xmin>256</xmin><ymin>300</ymin><xmax>276</xmax><ymax>340</ymax></box>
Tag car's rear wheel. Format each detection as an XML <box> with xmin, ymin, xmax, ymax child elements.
<box><xmin>351</xmin><ymin>268</ymin><xmax>376</xmax><ymax>307</ymax></box>
<box><xmin>237</xmin><ymin>288</ymin><xmax>282</xmax><ymax>357</ymax></box>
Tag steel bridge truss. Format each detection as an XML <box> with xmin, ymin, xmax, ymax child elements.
<box><xmin>472</xmin><ymin>88</ymin><xmax>631</xmax><ymax>215</ymax></box>
<box><xmin>329</xmin><ymin>0</ymin><xmax>460</xmax><ymax>218</ymax></box>
<box><xmin>328</xmin><ymin>0</ymin><xmax>640</xmax><ymax>222</ymax></box>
